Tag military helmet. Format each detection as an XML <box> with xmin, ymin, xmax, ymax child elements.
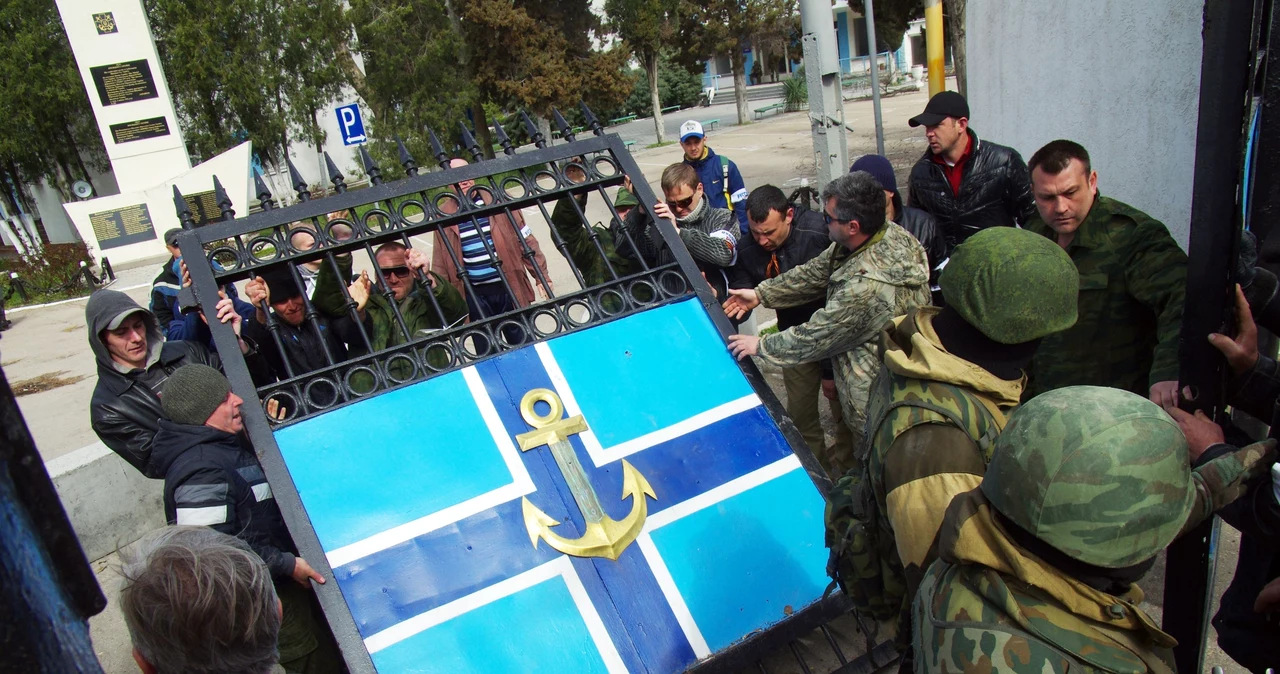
<box><xmin>982</xmin><ymin>386</ymin><xmax>1195</xmax><ymax>568</ymax></box>
<box><xmin>939</xmin><ymin>227</ymin><xmax>1078</xmax><ymax>344</ymax></box>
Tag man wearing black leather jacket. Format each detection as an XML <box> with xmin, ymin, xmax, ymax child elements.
<box><xmin>1171</xmin><ymin>284</ymin><xmax>1280</xmax><ymax>671</ymax></box>
<box><xmin>851</xmin><ymin>154</ymin><xmax>948</xmax><ymax>304</ymax></box>
<box><xmin>905</xmin><ymin>92</ymin><xmax>1036</xmax><ymax>246</ymax></box>
<box><xmin>86</xmin><ymin>289</ymin><xmax>266</xmax><ymax>478</ymax></box>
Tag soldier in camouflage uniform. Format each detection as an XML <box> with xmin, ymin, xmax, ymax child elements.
<box><xmin>914</xmin><ymin>386</ymin><xmax>1276</xmax><ymax>673</ymax></box>
<box><xmin>1023</xmin><ymin>140</ymin><xmax>1187</xmax><ymax>407</ymax></box>
<box><xmin>549</xmin><ymin>187</ymin><xmax>644</xmax><ymax>288</ymax></box>
<box><xmin>724</xmin><ymin>172</ymin><xmax>931</xmax><ymax>451</ymax></box>
<box><xmin>825</xmin><ymin>227</ymin><xmax>1078</xmax><ymax>650</ymax></box>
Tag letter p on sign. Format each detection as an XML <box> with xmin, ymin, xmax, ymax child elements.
<box><xmin>336</xmin><ymin>103</ymin><xmax>366</xmax><ymax>146</ymax></box>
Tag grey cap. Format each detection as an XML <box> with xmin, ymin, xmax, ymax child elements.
<box><xmin>162</xmin><ymin>364</ymin><xmax>232</xmax><ymax>426</ymax></box>
<box><xmin>106</xmin><ymin>307</ymin><xmax>149</xmax><ymax>331</ymax></box>
<box><xmin>163</xmin><ymin>228</ymin><xmax>183</xmax><ymax>247</ymax></box>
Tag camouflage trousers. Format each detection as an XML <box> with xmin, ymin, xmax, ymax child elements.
<box><xmin>782</xmin><ymin>361</ymin><xmax>859</xmax><ymax>479</ymax></box>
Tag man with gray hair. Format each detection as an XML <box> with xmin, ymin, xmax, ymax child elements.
<box><xmin>120</xmin><ymin>526</ymin><xmax>281</xmax><ymax>674</ymax></box>
<box><xmin>723</xmin><ymin>172</ymin><xmax>931</xmax><ymax>455</ymax></box>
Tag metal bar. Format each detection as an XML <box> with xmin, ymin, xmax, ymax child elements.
<box><xmin>364</xmin><ymin>240</ymin><xmax>418</xmax><ymax>344</ymax></box>
<box><xmin>820</xmin><ymin>624</ymin><xmax>848</xmax><ymax>665</ymax></box>
<box><xmin>286</xmin><ymin>263</ymin><xmax>337</xmax><ymax>368</ymax></box>
<box><xmin>323</xmin><ymin>251</ymin><xmax>373</xmax><ymax>354</ymax></box>
<box><xmin>863</xmin><ymin>0</ymin><xmax>885</xmax><ymax>156</ymax></box>
<box><xmin>455</xmin><ymin>190</ymin><xmax>522</xmax><ymax>310</ymax></box>
<box><xmin>588</xmin><ymin>176</ymin><xmax>651</xmax><ymax>271</ymax></box>
<box><xmin>529</xmin><ymin>194</ymin><xmax>595</xmax><ymax>287</ymax></box>
<box><xmin>176</xmin><ymin>228</ymin><xmax>377</xmax><ymax>674</ymax></box>
<box><xmin>1167</xmin><ymin>0</ymin><xmax>1257</xmax><ymax>670</ymax></box>
<box><xmin>788</xmin><ymin>642</ymin><xmax>814</xmax><ymax>674</ymax></box>
<box><xmin>685</xmin><ymin>594</ymin><xmax>853</xmax><ymax>673</ymax></box>
<box><xmin>249</xmin><ymin>269</ymin><xmax>297</xmax><ymax>381</ymax></box>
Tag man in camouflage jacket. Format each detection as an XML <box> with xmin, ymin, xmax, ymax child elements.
<box><xmin>724</xmin><ymin>172</ymin><xmax>931</xmax><ymax>448</ymax></box>
<box><xmin>914</xmin><ymin>386</ymin><xmax>1275</xmax><ymax>673</ymax></box>
<box><xmin>825</xmin><ymin>228</ymin><xmax>1079</xmax><ymax>644</ymax></box>
<box><xmin>1023</xmin><ymin>141</ymin><xmax>1186</xmax><ymax>406</ymax></box>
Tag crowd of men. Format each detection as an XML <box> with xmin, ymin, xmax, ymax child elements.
<box><xmin>82</xmin><ymin>91</ymin><xmax>1280</xmax><ymax>672</ymax></box>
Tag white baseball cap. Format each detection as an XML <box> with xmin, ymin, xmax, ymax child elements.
<box><xmin>680</xmin><ymin>120</ymin><xmax>705</xmax><ymax>142</ymax></box>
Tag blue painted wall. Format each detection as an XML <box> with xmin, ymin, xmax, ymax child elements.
<box><xmin>836</xmin><ymin>12</ymin><xmax>851</xmax><ymax>73</ymax></box>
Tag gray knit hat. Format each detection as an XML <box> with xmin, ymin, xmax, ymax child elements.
<box><xmin>162</xmin><ymin>364</ymin><xmax>232</xmax><ymax>426</ymax></box>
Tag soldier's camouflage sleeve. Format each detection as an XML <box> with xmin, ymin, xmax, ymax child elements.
<box><xmin>1124</xmin><ymin>215</ymin><xmax>1187</xmax><ymax>386</ymax></box>
<box><xmin>550</xmin><ymin>194</ymin><xmax>632</xmax><ymax>287</ymax></box>
<box><xmin>755</xmin><ymin>245</ymin><xmax>833</xmax><ymax>309</ymax></box>
<box><xmin>1180</xmin><ymin>438</ymin><xmax>1278</xmax><ymax>537</ymax></box>
<box><xmin>756</xmin><ymin>273</ymin><xmax>891</xmax><ymax>367</ymax></box>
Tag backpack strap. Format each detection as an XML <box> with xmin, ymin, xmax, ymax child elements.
<box><xmin>720</xmin><ymin>155</ymin><xmax>733</xmax><ymax>212</ymax></box>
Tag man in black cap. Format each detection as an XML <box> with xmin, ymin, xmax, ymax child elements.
<box><xmin>242</xmin><ymin>267</ymin><xmax>365</xmax><ymax>383</ymax></box>
<box><xmin>150</xmin><ymin>228</ymin><xmax>255</xmax><ymax>345</ymax></box>
<box><xmin>905</xmin><ymin>91</ymin><xmax>1036</xmax><ymax>247</ymax></box>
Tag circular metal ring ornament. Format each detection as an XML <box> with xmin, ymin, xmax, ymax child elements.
<box><xmin>247</xmin><ymin>235</ymin><xmax>281</xmax><ymax>263</ymax></box>
<box><xmin>421</xmin><ymin>342</ymin><xmax>457</xmax><ymax>373</ymax></box>
<box><xmin>658</xmin><ymin>270</ymin><xmax>690</xmax><ymax>297</ymax></box>
<box><xmin>208</xmin><ymin>246</ymin><xmax>241</xmax><ymax>273</ymax></box>
<box><xmin>496</xmin><ymin>319</ymin><xmax>529</xmax><ymax>349</ymax></box>
<box><xmin>262</xmin><ymin>390</ymin><xmax>300</xmax><ymax>424</ymax></box>
<box><xmin>383</xmin><ymin>353</ymin><xmax>420</xmax><ymax>386</ymax></box>
<box><xmin>502</xmin><ymin>176</ymin><xmax>530</xmax><ymax>200</ymax></box>
<box><xmin>396</xmin><ymin>200</ymin><xmax>431</xmax><ymax>226</ymax></box>
<box><xmin>597</xmin><ymin>289</ymin><xmax>627</xmax><ymax>317</ymax></box>
<box><xmin>531</xmin><ymin>309</ymin><xmax>561</xmax><ymax>338</ymax></box>
<box><xmin>460</xmin><ymin>329</ymin><xmax>493</xmax><ymax>359</ymax></box>
<box><xmin>532</xmin><ymin>171</ymin><xmax>560</xmax><ymax>192</ymax></box>
<box><xmin>593</xmin><ymin>156</ymin><xmax>620</xmax><ymax>178</ymax></box>
<box><xmin>563</xmin><ymin>300</ymin><xmax>594</xmax><ymax>327</ymax></box>
<box><xmin>303</xmin><ymin>377</ymin><xmax>342</xmax><ymax>411</ymax></box>
<box><xmin>627</xmin><ymin>279</ymin><xmax>658</xmax><ymax>306</ymax></box>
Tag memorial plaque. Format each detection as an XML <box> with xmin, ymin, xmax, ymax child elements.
<box><xmin>109</xmin><ymin>117</ymin><xmax>171</xmax><ymax>144</ymax></box>
<box><xmin>89</xmin><ymin>60</ymin><xmax>159</xmax><ymax>107</ymax></box>
<box><xmin>182</xmin><ymin>190</ymin><xmax>222</xmax><ymax>226</ymax></box>
<box><xmin>93</xmin><ymin>12</ymin><xmax>117</xmax><ymax>34</ymax></box>
<box><xmin>89</xmin><ymin>203</ymin><xmax>156</xmax><ymax>249</ymax></box>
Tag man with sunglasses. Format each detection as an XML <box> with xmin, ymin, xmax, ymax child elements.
<box><xmin>722</xmin><ymin>172</ymin><xmax>931</xmax><ymax>451</ymax></box>
<box><xmin>622</xmin><ymin>163</ymin><xmax>739</xmax><ymax>298</ymax></box>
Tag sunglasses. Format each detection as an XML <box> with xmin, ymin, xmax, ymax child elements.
<box><xmin>822</xmin><ymin>211</ymin><xmax>847</xmax><ymax>226</ymax></box>
<box><xmin>666</xmin><ymin>194</ymin><xmax>696</xmax><ymax>210</ymax></box>
<box><xmin>380</xmin><ymin>266</ymin><xmax>412</xmax><ymax>279</ymax></box>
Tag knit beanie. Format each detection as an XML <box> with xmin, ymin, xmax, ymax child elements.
<box><xmin>850</xmin><ymin>155</ymin><xmax>898</xmax><ymax>194</ymax></box>
<box><xmin>162</xmin><ymin>364</ymin><xmax>232</xmax><ymax>426</ymax></box>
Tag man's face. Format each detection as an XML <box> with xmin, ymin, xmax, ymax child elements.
<box><xmin>680</xmin><ymin>135</ymin><xmax>705</xmax><ymax>161</ymax></box>
<box><xmin>748</xmin><ymin>207</ymin><xmax>794</xmax><ymax>252</ymax></box>
<box><xmin>166</xmin><ymin>243</ymin><xmax>182</xmax><ymax>260</ymax></box>
<box><xmin>377</xmin><ymin>248</ymin><xmax>413</xmax><ymax>300</ymax></box>
<box><xmin>1031</xmin><ymin>158</ymin><xmax>1098</xmax><ymax>237</ymax></box>
<box><xmin>663</xmin><ymin>183</ymin><xmax>703</xmax><ymax>219</ymax></box>
<box><xmin>103</xmin><ymin>313</ymin><xmax>149</xmax><ymax>369</ymax></box>
<box><xmin>924</xmin><ymin>117</ymin><xmax>967</xmax><ymax>156</ymax></box>
<box><xmin>271</xmin><ymin>295</ymin><xmax>306</xmax><ymax>326</ymax></box>
<box><xmin>823</xmin><ymin>197</ymin><xmax>860</xmax><ymax>250</ymax></box>
<box><xmin>450</xmin><ymin>158</ymin><xmax>475</xmax><ymax>195</ymax></box>
<box><xmin>205</xmin><ymin>391</ymin><xmax>245</xmax><ymax>435</ymax></box>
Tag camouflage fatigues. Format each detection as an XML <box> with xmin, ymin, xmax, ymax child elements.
<box><xmin>1025</xmin><ymin>195</ymin><xmax>1187</xmax><ymax>398</ymax></box>
<box><xmin>756</xmin><ymin>222</ymin><xmax>931</xmax><ymax>441</ymax></box>
<box><xmin>914</xmin><ymin>387</ymin><xmax>1277</xmax><ymax>673</ymax></box>
<box><xmin>826</xmin><ymin>308</ymin><xmax>1020</xmax><ymax>627</ymax></box>
<box><xmin>549</xmin><ymin>193</ymin><xmax>643</xmax><ymax>287</ymax></box>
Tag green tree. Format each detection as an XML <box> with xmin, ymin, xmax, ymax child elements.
<box><xmin>622</xmin><ymin>52</ymin><xmax>704</xmax><ymax>117</ymax></box>
<box><xmin>681</xmin><ymin>0</ymin><xmax>796</xmax><ymax>126</ymax></box>
<box><xmin>145</xmin><ymin>0</ymin><xmax>351</xmax><ymax>178</ymax></box>
<box><xmin>0</xmin><ymin>0</ymin><xmax>106</xmax><ymax>213</ymax></box>
<box><xmin>604</xmin><ymin>0</ymin><xmax>681</xmax><ymax>144</ymax></box>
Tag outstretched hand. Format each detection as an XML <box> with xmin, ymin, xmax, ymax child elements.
<box><xmin>291</xmin><ymin>557</ymin><xmax>325</xmax><ymax>588</ymax></box>
<box><xmin>1168</xmin><ymin>407</ymin><xmax>1224</xmax><ymax>463</ymax></box>
<box><xmin>722</xmin><ymin>288</ymin><xmax>760</xmax><ymax>320</ymax></box>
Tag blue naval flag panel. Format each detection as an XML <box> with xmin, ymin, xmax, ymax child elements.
<box><xmin>273</xmin><ymin>298</ymin><xmax>830</xmax><ymax>673</ymax></box>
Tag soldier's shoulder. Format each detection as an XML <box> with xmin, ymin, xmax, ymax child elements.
<box><xmin>1098</xmin><ymin>197</ymin><xmax>1170</xmax><ymax>235</ymax></box>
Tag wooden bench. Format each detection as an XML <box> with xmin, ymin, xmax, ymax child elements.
<box><xmin>609</xmin><ymin>114</ymin><xmax>638</xmax><ymax>126</ymax></box>
<box><xmin>660</xmin><ymin>105</ymin><xmax>680</xmax><ymax>113</ymax></box>
<box><xmin>753</xmin><ymin>103</ymin><xmax>785</xmax><ymax>120</ymax></box>
<box><xmin>701</xmin><ymin>119</ymin><xmax>720</xmax><ymax>131</ymax></box>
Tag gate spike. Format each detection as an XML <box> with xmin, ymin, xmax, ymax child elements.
<box><xmin>324</xmin><ymin>152</ymin><xmax>347</xmax><ymax>193</ymax></box>
<box><xmin>253</xmin><ymin>168</ymin><xmax>275</xmax><ymax>211</ymax></box>
<box><xmin>493</xmin><ymin>119</ymin><xmax>516</xmax><ymax>156</ymax></box>
<box><xmin>396</xmin><ymin>136</ymin><xmax>418</xmax><ymax>176</ymax></box>
<box><xmin>459</xmin><ymin>123</ymin><xmax>483</xmax><ymax>163</ymax></box>
<box><xmin>286</xmin><ymin>158</ymin><xmax>310</xmax><ymax>202</ymax></box>
<box><xmin>359</xmin><ymin>146</ymin><xmax>382</xmax><ymax>185</ymax></box>
<box><xmin>551</xmin><ymin>108</ymin><xmax>575</xmax><ymax>143</ymax></box>
<box><xmin>581</xmin><ymin>102</ymin><xmax>604</xmax><ymax>136</ymax></box>
<box><xmin>520</xmin><ymin>111</ymin><xmax>546</xmax><ymax>149</ymax></box>
<box><xmin>426</xmin><ymin>127</ymin><xmax>450</xmax><ymax>169</ymax></box>
<box><xmin>212</xmin><ymin>175</ymin><xmax>235</xmax><ymax>221</ymax></box>
<box><xmin>172</xmin><ymin>185</ymin><xmax>195</xmax><ymax>230</ymax></box>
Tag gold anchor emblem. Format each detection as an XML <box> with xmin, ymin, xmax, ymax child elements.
<box><xmin>515</xmin><ymin>388</ymin><xmax>656</xmax><ymax>561</ymax></box>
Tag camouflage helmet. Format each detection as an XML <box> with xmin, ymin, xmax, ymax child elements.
<box><xmin>982</xmin><ymin>386</ymin><xmax>1194</xmax><ymax>568</ymax></box>
<box><xmin>939</xmin><ymin>227</ymin><xmax>1078</xmax><ymax>344</ymax></box>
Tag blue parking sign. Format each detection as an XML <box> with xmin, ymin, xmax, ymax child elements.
<box><xmin>336</xmin><ymin>103</ymin><xmax>366</xmax><ymax>145</ymax></box>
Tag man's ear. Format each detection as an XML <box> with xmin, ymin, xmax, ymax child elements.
<box><xmin>133</xmin><ymin>647</ymin><xmax>157</xmax><ymax>674</ymax></box>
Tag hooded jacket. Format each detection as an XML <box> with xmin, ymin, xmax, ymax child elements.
<box><xmin>151</xmin><ymin>420</ymin><xmax>297</xmax><ymax>580</ymax></box>
<box><xmin>906</xmin><ymin>130</ymin><xmax>1037</xmax><ymax>246</ymax></box>
<box><xmin>684</xmin><ymin>146</ymin><xmax>749</xmax><ymax>234</ymax></box>
<box><xmin>754</xmin><ymin>222</ymin><xmax>931</xmax><ymax>436</ymax></box>
<box><xmin>87</xmin><ymin>290</ymin><xmax>220</xmax><ymax>478</ymax></box>
<box><xmin>150</xmin><ymin>258</ymin><xmax>255</xmax><ymax>344</ymax></box>
<box><xmin>914</xmin><ymin>491</ymin><xmax>1177</xmax><ymax>674</ymax></box>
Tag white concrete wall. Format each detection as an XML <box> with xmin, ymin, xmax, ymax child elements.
<box><xmin>965</xmin><ymin>0</ymin><xmax>1203</xmax><ymax>248</ymax></box>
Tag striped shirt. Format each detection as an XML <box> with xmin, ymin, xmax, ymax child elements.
<box><xmin>458</xmin><ymin>215</ymin><xmax>500</xmax><ymax>285</ymax></box>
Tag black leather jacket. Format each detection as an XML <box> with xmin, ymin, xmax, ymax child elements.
<box><xmin>896</xmin><ymin>206</ymin><xmax>948</xmax><ymax>290</ymax></box>
<box><xmin>907</xmin><ymin>130</ymin><xmax>1036</xmax><ymax>246</ymax></box>
<box><xmin>91</xmin><ymin>340</ymin><xmax>220</xmax><ymax>478</ymax></box>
